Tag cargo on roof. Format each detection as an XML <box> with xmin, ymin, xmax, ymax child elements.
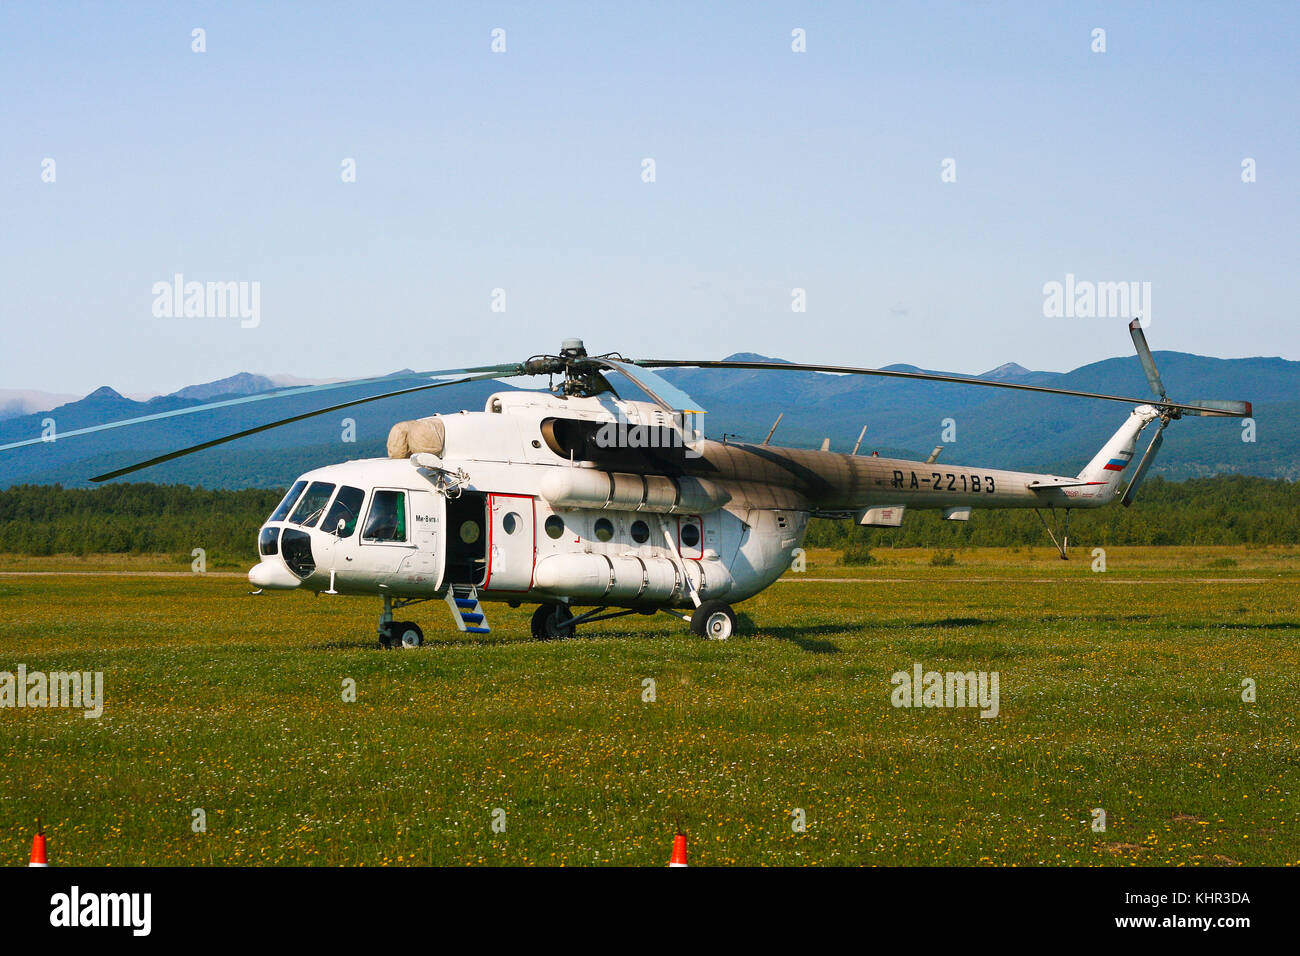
<box><xmin>387</xmin><ymin>416</ymin><xmax>445</xmax><ymax>459</ymax></box>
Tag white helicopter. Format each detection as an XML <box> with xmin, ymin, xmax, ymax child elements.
<box><xmin>3</xmin><ymin>321</ymin><xmax>1249</xmax><ymax>645</ymax></box>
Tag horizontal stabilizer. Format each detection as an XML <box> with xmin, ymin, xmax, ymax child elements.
<box><xmin>1028</xmin><ymin>477</ymin><xmax>1105</xmax><ymax>490</ymax></box>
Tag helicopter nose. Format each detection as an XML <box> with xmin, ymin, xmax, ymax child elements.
<box><xmin>248</xmin><ymin>558</ymin><xmax>302</xmax><ymax>590</ymax></box>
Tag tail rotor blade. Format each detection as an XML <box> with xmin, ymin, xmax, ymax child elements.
<box><xmin>1121</xmin><ymin>425</ymin><xmax>1165</xmax><ymax>507</ymax></box>
<box><xmin>1128</xmin><ymin>318</ymin><xmax>1167</xmax><ymax>403</ymax></box>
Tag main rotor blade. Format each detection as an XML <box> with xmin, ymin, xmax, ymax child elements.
<box><xmin>1121</xmin><ymin>424</ymin><xmax>1166</xmax><ymax>507</ymax></box>
<box><xmin>1128</xmin><ymin>318</ymin><xmax>1167</xmax><ymax>402</ymax></box>
<box><xmin>598</xmin><ymin>359</ymin><xmax>706</xmax><ymax>414</ymax></box>
<box><xmin>0</xmin><ymin>363</ymin><xmax>524</xmax><ymax>454</ymax></box>
<box><xmin>1174</xmin><ymin>399</ymin><xmax>1255</xmax><ymax>417</ymax></box>
<box><xmin>631</xmin><ymin>359</ymin><xmax>1251</xmax><ymax>418</ymax></box>
<box><xmin>89</xmin><ymin>372</ymin><xmax>504</xmax><ymax>482</ymax></box>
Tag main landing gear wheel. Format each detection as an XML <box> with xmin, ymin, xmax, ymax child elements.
<box><xmin>691</xmin><ymin>600</ymin><xmax>736</xmax><ymax>640</ymax></box>
<box><xmin>393</xmin><ymin>621</ymin><xmax>424</xmax><ymax>649</ymax></box>
<box><xmin>531</xmin><ymin>603</ymin><xmax>575</xmax><ymax>640</ymax></box>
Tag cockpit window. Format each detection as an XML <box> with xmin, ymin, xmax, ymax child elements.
<box><xmin>288</xmin><ymin>481</ymin><xmax>336</xmax><ymax>528</ymax></box>
<box><xmin>321</xmin><ymin>485</ymin><xmax>366</xmax><ymax>538</ymax></box>
<box><xmin>269</xmin><ymin>480</ymin><xmax>308</xmax><ymax>522</ymax></box>
<box><xmin>362</xmin><ymin>489</ymin><xmax>407</xmax><ymax>542</ymax></box>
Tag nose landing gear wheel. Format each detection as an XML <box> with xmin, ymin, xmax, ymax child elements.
<box><xmin>394</xmin><ymin>621</ymin><xmax>424</xmax><ymax>648</ymax></box>
<box><xmin>380</xmin><ymin>621</ymin><xmax>423</xmax><ymax>649</ymax></box>
<box><xmin>531</xmin><ymin>603</ymin><xmax>575</xmax><ymax>640</ymax></box>
<box><xmin>690</xmin><ymin>600</ymin><xmax>736</xmax><ymax>640</ymax></box>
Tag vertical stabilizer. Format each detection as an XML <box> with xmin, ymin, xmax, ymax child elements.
<box><xmin>1076</xmin><ymin>405</ymin><xmax>1160</xmax><ymax>498</ymax></box>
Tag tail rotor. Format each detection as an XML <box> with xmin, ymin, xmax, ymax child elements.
<box><xmin>1120</xmin><ymin>318</ymin><xmax>1249</xmax><ymax>507</ymax></box>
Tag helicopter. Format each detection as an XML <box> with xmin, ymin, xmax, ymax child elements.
<box><xmin>0</xmin><ymin>320</ymin><xmax>1250</xmax><ymax>646</ymax></box>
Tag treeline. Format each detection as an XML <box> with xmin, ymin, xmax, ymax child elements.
<box><xmin>0</xmin><ymin>476</ymin><xmax>1296</xmax><ymax>565</ymax></box>
<box><xmin>0</xmin><ymin>483</ymin><xmax>283</xmax><ymax>564</ymax></box>
<box><xmin>804</xmin><ymin>476</ymin><xmax>1300</xmax><ymax>549</ymax></box>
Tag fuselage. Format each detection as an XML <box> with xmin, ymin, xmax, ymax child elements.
<box><xmin>249</xmin><ymin>390</ymin><xmax>1152</xmax><ymax>611</ymax></box>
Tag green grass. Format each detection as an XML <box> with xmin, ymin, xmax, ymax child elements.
<box><xmin>1</xmin><ymin>546</ymin><xmax>1297</xmax><ymax>866</ymax></box>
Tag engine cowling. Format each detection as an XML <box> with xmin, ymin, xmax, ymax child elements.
<box><xmin>541</xmin><ymin>469</ymin><xmax>730</xmax><ymax>515</ymax></box>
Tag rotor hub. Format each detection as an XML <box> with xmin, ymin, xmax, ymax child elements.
<box><xmin>521</xmin><ymin>340</ymin><xmax>618</xmax><ymax>398</ymax></box>
<box><xmin>560</xmin><ymin>338</ymin><xmax>587</xmax><ymax>358</ymax></box>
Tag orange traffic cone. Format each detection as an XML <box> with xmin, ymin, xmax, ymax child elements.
<box><xmin>29</xmin><ymin>820</ymin><xmax>47</xmax><ymax>867</ymax></box>
<box><xmin>668</xmin><ymin>829</ymin><xmax>687</xmax><ymax>867</ymax></box>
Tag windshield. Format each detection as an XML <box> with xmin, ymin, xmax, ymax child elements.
<box><xmin>288</xmin><ymin>481</ymin><xmax>336</xmax><ymax>528</ymax></box>
<box><xmin>268</xmin><ymin>480</ymin><xmax>308</xmax><ymax>522</ymax></box>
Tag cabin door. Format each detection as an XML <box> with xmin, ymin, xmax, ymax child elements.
<box><xmin>484</xmin><ymin>493</ymin><xmax>535</xmax><ymax>593</ymax></box>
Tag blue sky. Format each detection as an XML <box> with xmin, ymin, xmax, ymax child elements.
<box><xmin>2</xmin><ymin>1</ymin><xmax>1296</xmax><ymax>395</ymax></box>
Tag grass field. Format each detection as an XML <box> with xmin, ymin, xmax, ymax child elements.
<box><xmin>1</xmin><ymin>545</ymin><xmax>1297</xmax><ymax>866</ymax></box>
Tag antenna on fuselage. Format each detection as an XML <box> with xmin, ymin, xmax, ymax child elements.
<box><xmin>852</xmin><ymin>426</ymin><xmax>868</xmax><ymax>455</ymax></box>
<box><xmin>762</xmin><ymin>413</ymin><xmax>783</xmax><ymax>445</ymax></box>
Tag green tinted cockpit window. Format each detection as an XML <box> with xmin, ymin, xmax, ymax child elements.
<box><xmin>362</xmin><ymin>490</ymin><xmax>407</xmax><ymax>542</ymax></box>
<box><xmin>322</xmin><ymin>486</ymin><xmax>366</xmax><ymax>538</ymax></box>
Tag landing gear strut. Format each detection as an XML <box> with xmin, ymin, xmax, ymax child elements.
<box><xmin>1034</xmin><ymin>507</ymin><xmax>1073</xmax><ymax>560</ymax></box>
<box><xmin>377</xmin><ymin>594</ymin><xmax>428</xmax><ymax>648</ymax></box>
<box><xmin>378</xmin><ymin>595</ymin><xmax>396</xmax><ymax>648</ymax></box>
<box><xmin>529</xmin><ymin>603</ymin><xmax>650</xmax><ymax>639</ymax></box>
<box><xmin>529</xmin><ymin>600</ymin><xmax>738</xmax><ymax>640</ymax></box>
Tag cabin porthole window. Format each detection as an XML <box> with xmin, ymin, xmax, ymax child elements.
<box><xmin>594</xmin><ymin>517</ymin><xmax>614</xmax><ymax>542</ymax></box>
<box><xmin>544</xmin><ymin>515</ymin><xmax>565</xmax><ymax>539</ymax></box>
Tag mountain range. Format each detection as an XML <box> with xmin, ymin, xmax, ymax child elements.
<box><xmin>0</xmin><ymin>352</ymin><xmax>1294</xmax><ymax>489</ymax></box>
